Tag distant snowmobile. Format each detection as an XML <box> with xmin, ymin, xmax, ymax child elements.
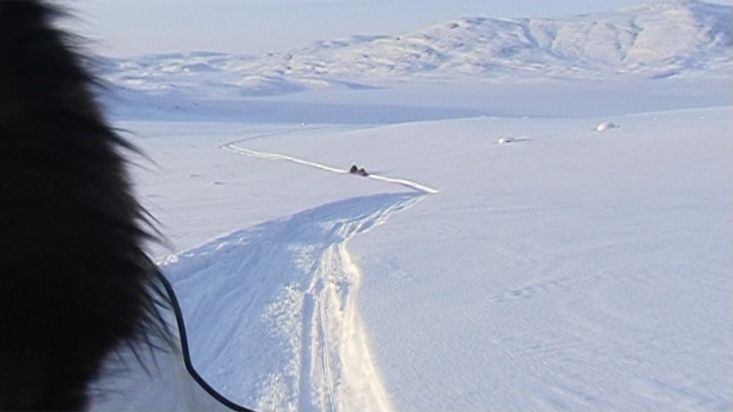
<box><xmin>349</xmin><ymin>164</ymin><xmax>369</xmax><ymax>177</ymax></box>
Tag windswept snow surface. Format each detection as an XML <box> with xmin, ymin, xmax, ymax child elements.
<box><xmin>90</xmin><ymin>104</ymin><xmax>732</xmax><ymax>411</ymax></box>
<box><xmin>233</xmin><ymin>108</ymin><xmax>732</xmax><ymax>411</ymax></box>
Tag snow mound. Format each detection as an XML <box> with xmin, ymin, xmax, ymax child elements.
<box><xmin>596</xmin><ymin>121</ymin><xmax>619</xmax><ymax>132</ymax></box>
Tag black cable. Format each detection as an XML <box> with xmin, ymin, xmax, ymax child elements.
<box><xmin>154</xmin><ymin>271</ymin><xmax>255</xmax><ymax>412</ymax></box>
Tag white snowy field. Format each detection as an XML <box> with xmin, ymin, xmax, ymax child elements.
<box><xmin>88</xmin><ymin>103</ymin><xmax>732</xmax><ymax>411</ymax></box>
<box><xmin>84</xmin><ymin>1</ymin><xmax>733</xmax><ymax>411</ymax></box>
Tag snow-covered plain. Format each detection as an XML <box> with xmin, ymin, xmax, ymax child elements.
<box><xmin>89</xmin><ymin>1</ymin><xmax>732</xmax><ymax>411</ymax></box>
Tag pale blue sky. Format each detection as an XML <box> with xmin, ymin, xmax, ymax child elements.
<box><xmin>63</xmin><ymin>0</ymin><xmax>732</xmax><ymax>57</ymax></box>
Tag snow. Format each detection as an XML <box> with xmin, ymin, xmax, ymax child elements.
<box><xmin>596</xmin><ymin>121</ymin><xmax>618</xmax><ymax>132</ymax></box>
<box><xmin>90</xmin><ymin>106</ymin><xmax>732</xmax><ymax>412</ymax></box>
<box><xmin>97</xmin><ymin>0</ymin><xmax>732</xmax><ymax>104</ymax></box>
<box><xmin>255</xmin><ymin>109</ymin><xmax>731</xmax><ymax>411</ymax></box>
<box><xmin>87</xmin><ymin>1</ymin><xmax>732</xmax><ymax>411</ymax></box>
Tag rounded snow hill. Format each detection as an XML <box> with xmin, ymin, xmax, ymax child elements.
<box><xmin>596</xmin><ymin>121</ymin><xmax>618</xmax><ymax>132</ymax></box>
<box><xmin>498</xmin><ymin>136</ymin><xmax>514</xmax><ymax>144</ymax></box>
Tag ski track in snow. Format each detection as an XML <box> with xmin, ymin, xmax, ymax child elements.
<box><xmin>161</xmin><ymin>129</ymin><xmax>437</xmax><ymax>411</ymax></box>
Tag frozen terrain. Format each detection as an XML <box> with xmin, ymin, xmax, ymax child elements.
<box><xmin>89</xmin><ymin>1</ymin><xmax>732</xmax><ymax>411</ymax></box>
<box><xmin>98</xmin><ymin>0</ymin><xmax>731</xmax><ymax>105</ymax></box>
<box><xmin>91</xmin><ymin>107</ymin><xmax>733</xmax><ymax>412</ymax></box>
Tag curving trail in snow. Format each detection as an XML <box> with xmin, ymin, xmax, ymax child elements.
<box><xmin>159</xmin><ymin>130</ymin><xmax>437</xmax><ymax>411</ymax></box>
<box><xmin>221</xmin><ymin>136</ymin><xmax>439</xmax><ymax>194</ymax></box>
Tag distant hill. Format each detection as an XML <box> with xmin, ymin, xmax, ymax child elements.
<box><xmin>100</xmin><ymin>0</ymin><xmax>732</xmax><ymax>99</ymax></box>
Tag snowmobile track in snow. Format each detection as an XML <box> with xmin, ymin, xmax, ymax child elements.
<box><xmin>221</xmin><ymin>132</ymin><xmax>439</xmax><ymax>194</ymax></box>
<box><xmin>161</xmin><ymin>129</ymin><xmax>437</xmax><ymax>411</ymax></box>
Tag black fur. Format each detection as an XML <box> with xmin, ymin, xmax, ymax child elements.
<box><xmin>0</xmin><ymin>1</ymin><xmax>168</xmax><ymax>410</ymax></box>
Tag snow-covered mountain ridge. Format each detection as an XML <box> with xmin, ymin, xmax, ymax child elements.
<box><xmin>100</xmin><ymin>0</ymin><xmax>731</xmax><ymax>99</ymax></box>
<box><xmin>289</xmin><ymin>0</ymin><xmax>732</xmax><ymax>78</ymax></box>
